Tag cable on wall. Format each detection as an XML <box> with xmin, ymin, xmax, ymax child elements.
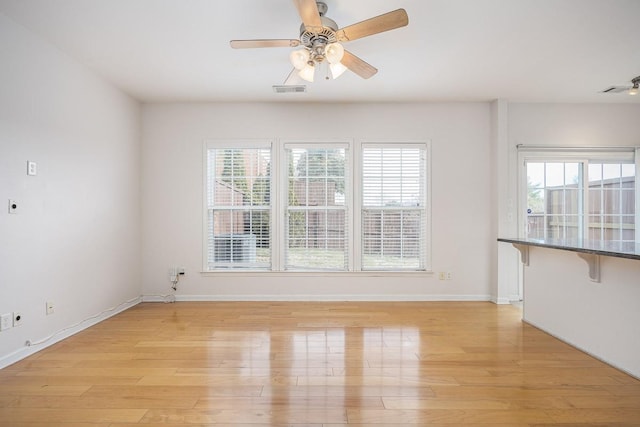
<box><xmin>143</xmin><ymin>270</ymin><xmax>181</xmax><ymax>303</ymax></box>
<box><xmin>25</xmin><ymin>295</ymin><xmax>141</xmax><ymax>347</ymax></box>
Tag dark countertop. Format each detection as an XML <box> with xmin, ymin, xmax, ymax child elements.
<box><xmin>498</xmin><ymin>237</ymin><xmax>640</xmax><ymax>261</ymax></box>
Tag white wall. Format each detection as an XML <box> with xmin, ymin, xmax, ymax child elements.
<box><xmin>0</xmin><ymin>14</ymin><xmax>141</xmax><ymax>367</ymax></box>
<box><xmin>490</xmin><ymin>100</ymin><xmax>520</xmax><ymax>304</ymax></box>
<box><xmin>523</xmin><ymin>246</ymin><xmax>640</xmax><ymax>378</ymax></box>
<box><xmin>508</xmin><ymin>103</ymin><xmax>640</xmax><ymax>147</ymax></box>
<box><xmin>141</xmin><ymin>102</ymin><xmax>493</xmax><ymax>300</ymax></box>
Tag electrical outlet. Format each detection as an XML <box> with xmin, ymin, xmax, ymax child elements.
<box><xmin>46</xmin><ymin>301</ymin><xmax>54</xmax><ymax>315</ymax></box>
<box><xmin>446</xmin><ymin>272</ymin><xmax>453</xmax><ymax>280</ymax></box>
<box><xmin>0</xmin><ymin>313</ymin><xmax>12</xmax><ymax>331</ymax></box>
<box><xmin>27</xmin><ymin>161</ymin><xmax>37</xmax><ymax>176</ymax></box>
<box><xmin>13</xmin><ymin>312</ymin><xmax>23</xmax><ymax>327</ymax></box>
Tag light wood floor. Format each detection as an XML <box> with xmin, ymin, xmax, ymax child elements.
<box><xmin>1</xmin><ymin>301</ymin><xmax>639</xmax><ymax>426</ymax></box>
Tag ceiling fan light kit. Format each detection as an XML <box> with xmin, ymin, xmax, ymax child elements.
<box><xmin>629</xmin><ymin>76</ymin><xmax>640</xmax><ymax>96</ymax></box>
<box><xmin>230</xmin><ymin>0</ymin><xmax>409</xmax><ymax>87</ymax></box>
<box><xmin>602</xmin><ymin>75</ymin><xmax>640</xmax><ymax>96</ymax></box>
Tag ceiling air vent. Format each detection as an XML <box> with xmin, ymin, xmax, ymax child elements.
<box><xmin>273</xmin><ymin>85</ymin><xmax>307</xmax><ymax>94</ymax></box>
<box><xmin>601</xmin><ymin>86</ymin><xmax>630</xmax><ymax>94</ymax></box>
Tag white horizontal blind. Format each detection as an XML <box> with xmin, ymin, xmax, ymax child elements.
<box><xmin>206</xmin><ymin>147</ymin><xmax>271</xmax><ymax>270</ymax></box>
<box><xmin>285</xmin><ymin>146</ymin><xmax>349</xmax><ymax>271</ymax></box>
<box><xmin>361</xmin><ymin>145</ymin><xmax>427</xmax><ymax>270</ymax></box>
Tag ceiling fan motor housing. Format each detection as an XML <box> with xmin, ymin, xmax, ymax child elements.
<box><xmin>299</xmin><ymin>11</ymin><xmax>338</xmax><ymax>64</ymax></box>
<box><xmin>299</xmin><ymin>17</ymin><xmax>338</xmax><ymax>45</ymax></box>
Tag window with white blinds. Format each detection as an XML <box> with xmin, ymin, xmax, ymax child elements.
<box><xmin>204</xmin><ymin>140</ymin><xmax>431</xmax><ymax>272</ymax></box>
<box><xmin>285</xmin><ymin>146</ymin><xmax>349</xmax><ymax>271</ymax></box>
<box><xmin>361</xmin><ymin>145</ymin><xmax>428</xmax><ymax>270</ymax></box>
<box><xmin>205</xmin><ymin>145</ymin><xmax>271</xmax><ymax>269</ymax></box>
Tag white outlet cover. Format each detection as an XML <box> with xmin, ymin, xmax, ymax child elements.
<box><xmin>0</xmin><ymin>313</ymin><xmax>12</xmax><ymax>331</ymax></box>
<box><xmin>13</xmin><ymin>312</ymin><xmax>23</xmax><ymax>327</ymax></box>
<box><xmin>27</xmin><ymin>161</ymin><xmax>37</xmax><ymax>176</ymax></box>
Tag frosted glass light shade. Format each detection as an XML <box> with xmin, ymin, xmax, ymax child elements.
<box><xmin>630</xmin><ymin>85</ymin><xmax>639</xmax><ymax>96</ymax></box>
<box><xmin>290</xmin><ymin>49</ymin><xmax>310</xmax><ymax>70</ymax></box>
<box><xmin>298</xmin><ymin>64</ymin><xmax>315</xmax><ymax>82</ymax></box>
<box><xmin>330</xmin><ymin>62</ymin><xmax>348</xmax><ymax>79</ymax></box>
<box><xmin>325</xmin><ymin>43</ymin><xmax>345</xmax><ymax>64</ymax></box>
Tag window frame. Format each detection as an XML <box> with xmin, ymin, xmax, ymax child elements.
<box><xmin>203</xmin><ymin>139</ymin><xmax>432</xmax><ymax>274</ymax></box>
<box><xmin>281</xmin><ymin>141</ymin><xmax>352</xmax><ymax>272</ymax></box>
<box><xmin>517</xmin><ymin>146</ymin><xmax>639</xmax><ymax>242</ymax></box>
<box><xmin>202</xmin><ymin>139</ymin><xmax>274</xmax><ymax>271</ymax></box>
<box><xmin>359</xmin><ymin>142</ymin><xmax>431</xmax><ymax>271</ymax></box>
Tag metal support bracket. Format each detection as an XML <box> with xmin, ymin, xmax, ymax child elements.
<box><xmin>512</xmin><ymin>243</ymin><xmax>529</xmax><ymax>266</ymax></box>
<box><xmin>576</xmin><ymin>253</ymin><xmax>600</xmax><ymax>282</ymax></box>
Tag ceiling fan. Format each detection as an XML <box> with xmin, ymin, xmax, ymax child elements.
<box><xmin>602</xmin><ymin>75</ymin><xmax>640</xmax><ymax>96</ymax></box>
<box><xmin>230</xmin><ymin>0</ymin><xmax>409</xmax><ymax>84</ymax></box>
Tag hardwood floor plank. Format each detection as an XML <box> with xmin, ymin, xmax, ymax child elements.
<box><xmin>260</xmin><ymin>385</ymin><xmax>436</xmax><ymax>398</ymax></box>
<box><xmin>140</xmin><ymin>407</ymin><xmax>348</xmax><ymax>424</ymax></box>
<box><xmin>546</xmin><ymin>408</ymin><xmax>640</xmax><ymax>423</ymax></box>
<box><xmin>6</xmin><ymin>395</ymin><xmax>197</xmax><ymax>410</ymax></box>
<box><xmin>193</xmin><ymin>396</ymin><xmax>384</xmax><ymax>410</ymax></box>
<box><xmin>0</xmin><ymin>385</ymin><xmax>90</xmax><ymax>399</ymax></box>
<box><xmin>83</xmin><ymin>384</ymin><xmax>263</xmax><ymax>398</ymax></box>
<box><xmin>0</xmin><ymin>423</ymin><xmax>110</xmax><ymax>427</ymax></box>
<box><xmin>0</xmin><ymin>407</ymin><xmax>146</xmax><ymax>423</ymax></box>
<box><xmin>346</xmin><ymin>408</ymin><xmax>556</xmax><ymax>424</ymax></box>
<box><xmin>382</xmin><ymin>396</ymin><xmax>512</xmax><ymax>410</ymax></box>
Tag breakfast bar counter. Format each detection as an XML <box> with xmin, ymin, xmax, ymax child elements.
<box><xmin>498</xmin><ymin>237</ymin><xmax>640</xmax><ymax>379</ymax></box>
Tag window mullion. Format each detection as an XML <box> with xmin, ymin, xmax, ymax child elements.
<box><xmin>351</xmin><ymin>140</ymin><xmax>361</xmax><ymax>271</ymax></box>
<box><xmin>580</xmin><ymin>161</ymin><xmax>587</xmax><ymax>240</ymax></box>
<box><xmin>635</xmin><ymin>148</ymin><xmax>640</xmax><ymax>243</ymax></box>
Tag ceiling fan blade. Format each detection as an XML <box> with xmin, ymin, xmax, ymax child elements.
<box><xmin>230</xmin><ymin>39</ymin><xmax>301</xmax><ymax>49</ymax></box>
<box><xmin>341</xmin><ymin>50</ymin><xmax>378</xmax><ymax>79</ymax></box>
<box><xmin>292</xmin><ymin>0</ymin><xmax>322</xmax><ymax>31</ymax></box>
<box><xmin>336</xmin><ymin>9</ymin><xmax>408</xmax><ymax>42</ymax></box>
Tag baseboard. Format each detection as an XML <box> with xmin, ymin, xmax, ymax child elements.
<box><xmin>143</xmin><ymin>294</ymin><xmax>493</xmax><ymax>302</ymax></box>
<box><xmin>0</xmin><ymin>296</ymin><xmax>141</xmax><ymax>370</ymax></box>
<box><xmin>490</xmin><ymin>296</ymin><xmax>513</xmax><ymax>305</ymax></box>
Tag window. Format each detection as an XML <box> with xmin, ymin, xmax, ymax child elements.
<box><xmin>521</xmin><ymin>148</ymin><xmax>638</xmax><ymax>243</ymax></box>
<box><xmin>361</xmin><ymin>145</ymin><xmax>428</xmax><ymax>270</ymax></box>
<box><xmin>204</xmin><ymin>140</ymin><xmax>431</xmax><ymax>272</ymax></box>
<box><xmin>205</xmin><ymin>144</ymin><xmax>272</xmax><ymax>269</ymax></box>
<box><xmin>587</xmin><ymin>163</ymin><xmax>636</xmax><ymax>241</ymax></box>
<box><xmin>285</xmin><ymin>145</ymin><xmax>349</xmax><ymax>271</ymax></box>
<box><xmin>526</xmin><ymin>161</ymin><xmax>583</xmax><ymax>239</ymax></box>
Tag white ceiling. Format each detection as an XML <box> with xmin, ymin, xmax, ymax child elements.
<box><xmin>1</xmin><ymin>0</ymin><xmax>639</xmax><ymax>103</ymax></box>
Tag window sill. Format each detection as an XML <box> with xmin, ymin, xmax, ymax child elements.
<box><xmin>200</xmin><ymin>270</ymin><xmax>434</xmax><ymax>278</ymax></box>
